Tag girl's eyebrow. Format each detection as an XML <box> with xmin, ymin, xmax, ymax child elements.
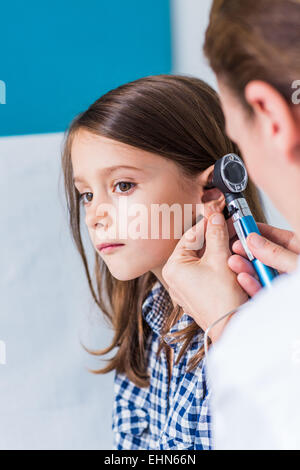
<box><xmin>73</xmin><ymin>164</ymin><xmax>146</xmax><ymax>184</ymax></box>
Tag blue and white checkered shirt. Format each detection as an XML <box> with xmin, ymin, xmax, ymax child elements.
<box><xmin>112</xmin><ymin>279</ymin><xmax>212</xmax><ymax>450</ymax></box>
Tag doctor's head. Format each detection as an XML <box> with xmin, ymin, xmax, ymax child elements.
<box><xmin>204</xmin><ymin>0</ymin><xmax>300</xmax><ymax>233</ymax></box>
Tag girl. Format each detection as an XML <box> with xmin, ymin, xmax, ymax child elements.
<box><xmin>61</xmin><ymin>74</ymin><xmax>266</xmax><ymax>450</ymax></box>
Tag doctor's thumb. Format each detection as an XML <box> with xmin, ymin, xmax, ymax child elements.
<box><xmin>204</xmin><ymin>212</ymin><xmax>231</xmax><ymax>260</ymax></box>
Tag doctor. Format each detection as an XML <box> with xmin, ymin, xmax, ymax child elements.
<box><xmin>162</xmin><ymin>0</ymin><xmax>300</xmax><ymax>449</ymax></box>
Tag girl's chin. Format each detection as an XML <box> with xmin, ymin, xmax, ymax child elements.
<box><xmin>108</xmin><ymin>269</ymin><xmax>148</xmax><ymax>282</ymax></box>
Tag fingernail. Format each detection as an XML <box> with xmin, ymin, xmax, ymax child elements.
<box><xmin>248</xmin><ymin>232</ymin><xmax>266</xmax><ymax>248</ymax></box>
<box><xmin>211</xmin><ymin>214</ymin><xmax>224</xmax><ymax>225</ymax></box>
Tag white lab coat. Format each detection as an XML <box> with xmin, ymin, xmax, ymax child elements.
<box><xmin>207</xmin><ymin>255</ymin><xmax>300</xmax><ymax>450</ymax></box>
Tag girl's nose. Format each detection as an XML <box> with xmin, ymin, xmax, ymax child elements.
<box><xmin>85</xmin><ymin>195</ymin><xmax>116</xmax><ymax>232</ymax></box>
<box><xmin>85</xmin><ymin>209</ymin><xmax>110</xmax><ymax>231</ymax></box>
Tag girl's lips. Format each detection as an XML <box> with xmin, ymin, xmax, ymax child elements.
<box><xmin>96</xmin><ymin>243</ymin><xmax>125</xmax><ymax>253</ymax></box>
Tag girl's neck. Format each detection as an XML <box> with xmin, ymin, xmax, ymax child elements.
<box><xmin>150</xmin><ymin>267</ymin><xmax>169</xmax><ymax>291</ymax></box>
<box><xmin>150</xmin><ymin>267</ymin><xmax>178</xmax><ymax>308</ymax></box>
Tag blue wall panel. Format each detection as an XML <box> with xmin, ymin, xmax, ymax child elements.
<box><xmin>0</xmin><ymin>0</ymin><xmax>172</xmax><ymax>137</ymax></box>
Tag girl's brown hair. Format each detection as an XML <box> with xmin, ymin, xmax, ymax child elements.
<box><xmin>204</xmin><ymin>0</ymin><xmax>300</xmax><ymax>113</ymax></box>
<box><xmin>61</xmin><ymin>74</ymin><xmax>266</xmax><ymax>388</ymax></box>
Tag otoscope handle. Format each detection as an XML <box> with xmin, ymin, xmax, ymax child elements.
<box><xmin>239</xmin><ymin>215</ymin><xmax>279</xmax><ymax>288</ymax></box>
<box><xmin>210</xmin><ymin>153</ymin><xmax>280</xmax><ymax>288</ymax></box>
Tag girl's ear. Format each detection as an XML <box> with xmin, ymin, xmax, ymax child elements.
<box><xmin>196</xmin><ymin>164</ymin><xmax>226</xmax><ymax>218</ymax></box>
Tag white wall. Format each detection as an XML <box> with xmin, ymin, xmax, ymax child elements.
<box><xmin>171</xmin><ymin>0</ymin><xmax>217</xmax><ymax>87</ymax></box>
<box><xmin>0</xmin><ymin>133</ymin><xmax>114</xmax><ymax>449</ymax></box>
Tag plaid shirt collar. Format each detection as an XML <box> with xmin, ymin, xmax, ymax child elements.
<box><xmin>113</xmin><ymin>278</ymin><xmax>211</xmax><ymax>450</ymax></box>
<box><xmin>142</xmin><ymin>279</ymin><xmax>195</xmax><ymax>347</ymax></box>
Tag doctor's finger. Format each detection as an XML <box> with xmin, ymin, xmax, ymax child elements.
<box><xmin>256</xmin><ymin>222</ymin><xmax>300</xmax><ymax>254</ymax></box>
<box><xmin>237</xmin><ymin>272</ymin><xmax>262</xmax><ymax>297</ymax></box>
<box><xmin>228</xmin><ymin>254</ymin><xmax>257</xmax><ymax>278</ymax></box>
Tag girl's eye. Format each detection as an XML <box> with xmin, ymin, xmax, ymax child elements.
<box><xmin>79</xmin><ymin>192</ymin><xmax>93</xmax><ymax>204</ymax></box>
<box><xmin>78</xmin><ymin>182</ymin><xmax>135</xmax><ymax>204</ymax></box>
<box><xmin>114</xmin><ymin>181</ymin><xmax>136</xmax><ymax>194</ymax></box>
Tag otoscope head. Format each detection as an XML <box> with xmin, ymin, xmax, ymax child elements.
<box><xmin>209</xmin><ymin>153</ymin><xmax>248</xmax><ymax>194</ymax></box>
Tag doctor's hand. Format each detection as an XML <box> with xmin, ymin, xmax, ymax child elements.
<box><xmin>162</xmin><ymin>212</ymin><xmax>249</xmax><ymax>343</ymax></box>
<box><xmin>228</xmin><ymin>223</ymin><xmax>300</xmax><ymax>297</ymax></box>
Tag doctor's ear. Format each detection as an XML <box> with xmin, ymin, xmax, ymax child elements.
<box><xmin>195</xmin><ymin>164</ymin><xmax>226</xmax><ymax>218</ymax></box>
<box><xmin>245</xmin><ymin>80</ymin><xmax>300</xmax><ymax>164</ymax></box>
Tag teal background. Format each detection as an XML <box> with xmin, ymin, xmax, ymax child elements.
<box><xmin>0</xmin><ymin>0</ymin><xmax>172</xmax><ymax>137</ymax></box>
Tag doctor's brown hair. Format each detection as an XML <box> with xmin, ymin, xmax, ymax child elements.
<box><xmin>204</xmin><ymin>0</ymin><xmax>300</xmax><ymax>113</ymax></box>
<box><xmin>61</xmin><ymin>74</ymin><xmax>266</xmax><ymax>388</ymax></box>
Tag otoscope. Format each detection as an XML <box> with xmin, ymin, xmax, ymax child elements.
<box><xmin>207</xmin><ymin>153</ymin><xmax>279</xmax><ymax>288</ymax></box>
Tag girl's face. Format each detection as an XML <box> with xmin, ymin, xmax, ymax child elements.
<box><xmin>71</xmin><ymin>129</ymin><xmax>219</xmax><ymax>282</ymax></box>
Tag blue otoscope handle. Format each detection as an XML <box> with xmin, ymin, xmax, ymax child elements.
<box><xmin>239</xmin><ymin>215</ymin><xmax>279</xmax><ymax>288</ymax></box>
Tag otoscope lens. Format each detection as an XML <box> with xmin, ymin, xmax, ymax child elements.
<box><xmin>224</xmin><ymin>162</ymin><xmax>246</xmax><ymax>184</ymax></box>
